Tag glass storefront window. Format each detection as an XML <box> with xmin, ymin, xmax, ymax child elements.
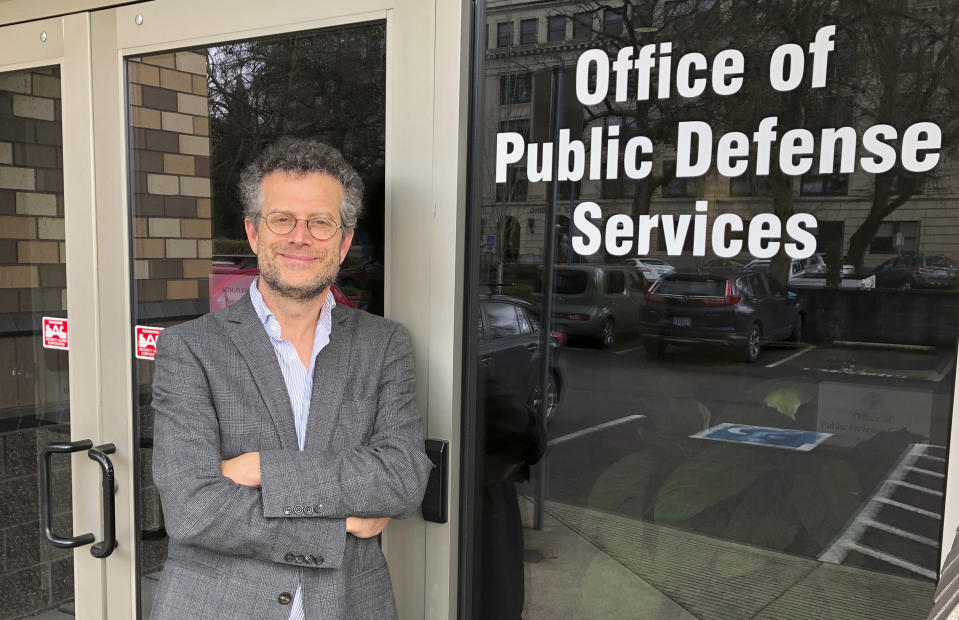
<box><xmin>467</xmin><ymin>1</ymin><xmax>958</xmax><ymax>618</ymax></box>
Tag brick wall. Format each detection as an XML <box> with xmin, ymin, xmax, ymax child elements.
<box><xmin>128</xmin><ymin>51</ymin><xmax>213</xmax><ymax>306</ymax></box>
<box><xmin>0</xmin><ymin>67</ymin><xmax>66</xmax><ymax>315</ymax></box>
<box><xmin>128</xmin><ymin>49</ymin><xmax>213</xmax><ymax>579</ymax></box>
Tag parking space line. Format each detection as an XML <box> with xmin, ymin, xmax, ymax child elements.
<box><xmin>844</xmin><ymin>542</ymin><xmax>938</xmax><ymax>580</ymax></box>
<box><xmin>613</xmin><ymin>344</ymin><xmax>645</xmax><ymax>355</ymax></box>
<box><xmin>765</xmin><ymin>345</ymin><xmax>816</xmax><ymax>368</ymax></box>
<box><xmin>874</xmin><ymin>497</ymin><xmax>942</xmax><ymax>519</ymax></box>
<box><xmin>864</xmin><ymin>519</ymin><xmax>940</xmax><ymax>547</ymax></box>
<box><xmin>549</xmin><ymin>414</ymin><xmax>646</xmax><ymax>447</ymax></box>
<box><xmin>927</xmin><ymin>358</ymin><xmax>955</xmax><ymax>383</ymax></box>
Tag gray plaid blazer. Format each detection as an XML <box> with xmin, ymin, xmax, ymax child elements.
<box><xmin>149</xmin><ymin>293</ymin><xmax>433</xmax><ymax>620</ymax></box>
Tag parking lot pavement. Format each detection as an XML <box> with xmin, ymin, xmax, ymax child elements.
<box><xmin>526</xmin><ymin>499</ymin><xmax>936</xmax><ymax>620</ymax></box>
<box><xmin>759</xmin><ymin>342</ymin><xmax>955</xmax><ymax>382</ymax></box>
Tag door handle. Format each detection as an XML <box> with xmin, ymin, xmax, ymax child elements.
<box><xmin>87</xmin><ymin>443</ymin><xmax>118</xmax><ymax>558</ymax></box>
<box><xmin>479</xmin><ymin>356</ymin><xmax>492</xmax><ymax>364</ymax></box>
<box><xmin>40</xmin><ymin>439</ymin><xmax>118</xmax><ymax>558</ymax></box>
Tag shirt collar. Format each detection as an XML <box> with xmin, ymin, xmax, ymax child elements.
<box><xmin>248</xmin><ymin>276</ymin><xmax>336</xmax><ymax>342</ymax></box>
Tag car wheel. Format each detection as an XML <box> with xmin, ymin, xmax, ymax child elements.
<box><xmin>545</xmin><ymin>373</ymin><xmax>560</xmax><ymax>424</ymax></box>
<box><xmin>790</xmin><ymin>315</ymin><xmax>804</xmax><ymax>342</ymax></box>
<box><xmin>743</xmin><ymin>323</ymin><xmax>762</xmax><ymax>363</ymax></box>
<box><xmin>599</xmin><ymin>318</ymin><xmax>615</xmax><ymax>348</ymax></box>
<box><xmin>643</xmin><ymin>339</ymin><xmax>666</xmax><ymax>356</ymax></box>
<box><xmin>531</xmin><ymin>373</ymin><xmax>560</xmax><ymax>424</ymax></box>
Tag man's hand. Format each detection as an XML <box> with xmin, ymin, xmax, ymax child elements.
<box><xmin>345</xmin><ymin>517</ymin><xmax>390</xmax><ymax>538</ymax></box>
<box><xmin>221</xmin><ymin>452</ymin><xmax>261</xmax><ymax>487</ymax></box>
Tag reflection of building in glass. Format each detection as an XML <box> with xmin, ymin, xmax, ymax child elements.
<box><xmin>481</xmin><ymin>0</ymin><xmax>959</xmax><ymax>277</ymax></box>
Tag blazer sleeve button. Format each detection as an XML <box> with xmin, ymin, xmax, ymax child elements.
<box><xmin>283</xmin><ymin>507</ymin><xmax>292</xmax><ymax>516</ymax></box>
<box><xmin>304</xmin><ymin>505</ymin><xmax>314</xmax><ymax>515</ymax></box>
<box><xmin>312</xmin><ymin>555</ymin><xmax>324</xmax><ymax>565</ymax></box>
<box><xmin>278</xmin><ymin>592</ymin><xmax>292</xmax><ymax>605</ymax></box>
<box><xmin>284</xmin><ymin>553</ymin><xmax>295</xmax><ymax>562</ymax></box>
<box><xmin>295</xmin><ymin>555</ymin><xmax>305</xmax><ymax>563</ymax></box>
<box><xmin>314</xmin><ymin>503</ymin><xmax>323</xmax><ymax>512</ymax></box>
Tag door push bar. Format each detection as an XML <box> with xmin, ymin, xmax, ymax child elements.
<box><xmin>40</xmin><ymin>439</ymin><xmax>118</xmax><ymax>558</ymax></box>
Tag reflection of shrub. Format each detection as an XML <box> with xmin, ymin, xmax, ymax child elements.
<box><xmin>588</xmin><ymin>377</ymin><xmax>921</xmax><ymax>558</ymax></box>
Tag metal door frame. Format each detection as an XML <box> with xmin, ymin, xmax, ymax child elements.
<box><xmin>86</xmin><ymin>1</ymin><xmax>470</xmax><ymax>618</ymax></box>
<box><xmin>0</xmin><ymin>11</ymin><xmax>106</xmax><ymax>618</ymax></box>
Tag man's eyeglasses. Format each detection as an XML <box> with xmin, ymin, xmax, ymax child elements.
<box><xmin>260</xmin><ymin>211</ymin><xmax>342</xmax><ymax>241</ymax></box>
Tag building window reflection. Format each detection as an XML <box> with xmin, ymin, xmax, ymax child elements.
<box><xmin>548</xmin><ymin>16</ymin><xmax>567</xmax><ymax>42</ymax></box>
<box><xmin>520</xmin><ymin>19</ymin><xmax>539</xmax><ymax>45</ymax></box>
<box><xmin>496</xmin><ymin>21</ymin><xmax>513</xmax><ymax>48</ymax></box>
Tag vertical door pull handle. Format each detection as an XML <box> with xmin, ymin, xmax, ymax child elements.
<box><xmin>87</xmin><ymin>443</ymin><xmax>118</xmax><ymax>558</ymax></box>
<box><xmin>40</xmin><ymin>440</ymin><xmax>118</xmax><ymax>558</ymax></box>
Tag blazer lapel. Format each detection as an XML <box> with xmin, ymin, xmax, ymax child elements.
<box><xmin>222</xmin><ymin>294</ymin><xmax>299</xmax><ymax>450</ymax></box>
<box><xmin>304</xmin><ymin>304</ymin><xmax>354</xmax><ymax>450</ymax></box>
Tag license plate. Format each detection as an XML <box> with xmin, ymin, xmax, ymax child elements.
<box><xmin>672</xmin><ymin>317</ymin><xmax>692</xmax><ymax>327</ymax></box>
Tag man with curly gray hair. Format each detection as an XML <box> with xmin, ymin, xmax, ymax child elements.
<box><xmin>149</xmin><ymin>137</ymin><xmax>432</xmax><ymax>620</ymax></box>
<box><xmin>236</xmin><ymin>137</ymin><xmax>366</xmax><ymax>301</ymax></box>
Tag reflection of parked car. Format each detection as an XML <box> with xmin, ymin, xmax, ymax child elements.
<box><xmin>803</xmin><ymin>253</ymin><xmax>856</xmax><ymax>278</ymax></box>
<box><xmin>639</xmin><ymin>270</ymin><xmax>805</xmax><ymax>362</ymax></box>
<box><xmin>625</xmin><ymin>257</ymin><xmax>676</xmax><ymax>281</ymax></box>
<box><xmin>804</xmin><ymin>254</ymin><xmax>826</xmax><ymax>277</ymax></box>
<box><xmin>537</xmin><ymin>264</ymin><xmax>648</xmax><ymax>348</ymax></box>
<box><xmin>744</xmin><ymin>257</ymin><xmax>808</xmax><ymax>281</ymax></box>
<box><xmin>478</xmin><ymin>295</ymin><xmax>562</xmax><ymax>423</ymax></box>
<box><xmin>871</xmin><ymin>254</ymin><xmax>958</xmax><ymax>289</ymax></box>
<box><xmin>701</xmin><ymin>257</ymin><xmax>745</xmax><ymax>271</ymax></box>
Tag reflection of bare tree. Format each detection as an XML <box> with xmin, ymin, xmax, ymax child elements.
<box><xmin>561</xmin><ymin>0</ymin><xmax>731</xmax><ymax>221</ymax></box>
<box><xmin>704</xmin><ymin>0</ymin><xmax>959</xmax><ymax>275</ymax></box>
<box><xmin>483</xmin><ymin>84</ymin><xmax>531</xmax><ymax>289</ymax></box>
<box><xmin>551</xmin><ymin>1</ymin><xmax>959</xmax><ymax>278</ymax></box>
<box><xmin>834</xmin><ymin>0</ymin><xmax>959</xmax><ymax>271</ymax></box>
<box><xmin>207</xmin><ymin>23</ymin><xmax>386</xmax><ymax>240</ymax></box>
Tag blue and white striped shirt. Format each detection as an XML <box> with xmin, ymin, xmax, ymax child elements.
<box><xmin>249</xmin><ymin>278</ymin><xmax>335</xmax><ymax>620</ymax></box>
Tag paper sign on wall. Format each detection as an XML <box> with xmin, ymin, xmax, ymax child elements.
<box><xmin>42</xmin><ymin>317</ymin><xmax>69</xmax><ymax>350</ymax></box>
<box><xmin>135</xmin><ymin>325</ymin><xmax>164</xmax><ymax>360</ymax></box>
<box><xmin>816</xmin><ymin>382</ymin><xmax>932</xmax><ymax>447</ymax></box>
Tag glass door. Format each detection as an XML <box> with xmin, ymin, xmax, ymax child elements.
<box><xmin>87</xmin><ymin>1</ymin><xmax>466</xmax><ymax>618</ymax></box>
<box><xmin>125</xmin><ymin>21</ymin><xmax>388</xmax><ymax>620</ymax></box>
<box><xmin>0</xmin><ymin>13</ymin><xmax>108</xmax><ymax>620</ymax></box>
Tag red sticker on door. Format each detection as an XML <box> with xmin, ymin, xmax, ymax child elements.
<box><xmin>135</xmin><ymin>325</ymin><xmax>164</xmax><ymax>360</ymax></box>
<box><xmin>42</xmin><ymin>317</ymin><xmax>69</xmax><ymax>350</ymax></box>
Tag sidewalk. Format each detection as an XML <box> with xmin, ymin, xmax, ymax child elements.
<box><xmin>521</xmin><ymin>498</ymin><xmax>936</xmax><ymax>620</ymax></box>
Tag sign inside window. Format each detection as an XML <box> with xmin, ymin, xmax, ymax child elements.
<box><xmin>493</xmin><ymin>25</ymin><xmax>945</xmax><ymax>259</ymax></box>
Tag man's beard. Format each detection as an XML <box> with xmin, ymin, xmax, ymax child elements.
<box><xmin>258</xmin><ymin>251</ymin><xmax>338</xmax><ymax>301</ymax></box>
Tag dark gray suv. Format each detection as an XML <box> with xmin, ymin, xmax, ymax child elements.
<box><xmin>639</xmin><ymin>270</ymin><xmax>805</xmax><ymax>362</ymax></box>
